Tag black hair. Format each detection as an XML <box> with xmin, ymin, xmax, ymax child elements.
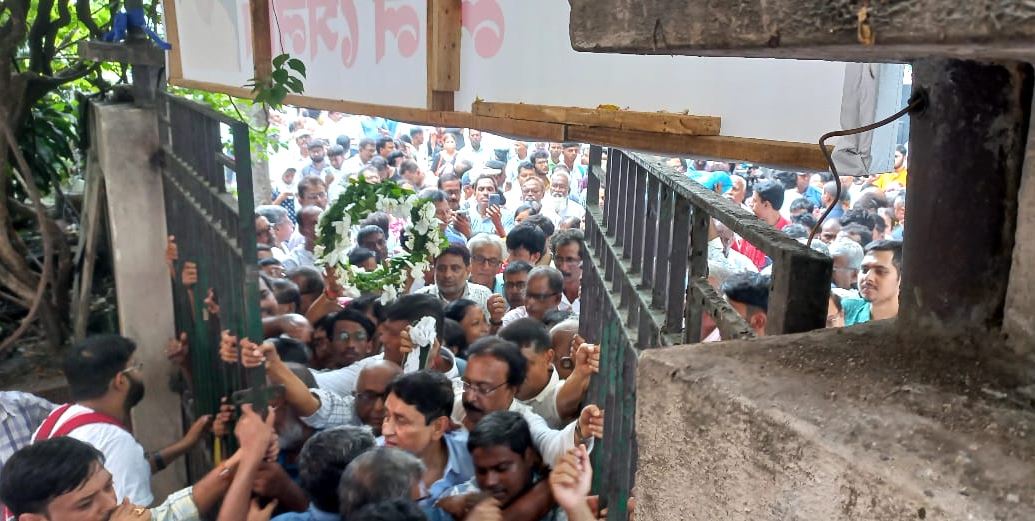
<box><xmin>299</xmin><ymin>426</ymin><xmax>376</xmax><ymax>514</ymax></box>
<box><xmin>524</xmin><ymin>214</ymin><xmax>555</xmax><ymax>238</ymax></box>
<box><xmin>559</xmin><ymin>216</ymin><xmax>582</xmax><ymax>230</ymax></box>
<box><xmin>328</xmin><ymin>145</ymin><xmax>346</xmax><ymax>158</ymax></box>
<box><xmin>419</xmin><ymin>189</ymin><xmax>448</xmax><ymax>204</ymax></box>
<box><xmin>443</xmin><ymin>318</ymin><xmax>468</xmax><ymax>358</ymax></box>
<box><xmin>840</xmin><ymin>208</ymin><xmax>877</xmax><ymax>231</ymax></box>
<box><xmin>63</xmin><ymin>334</ymin><xmax>136</xmax><ymax>401</ymax></box>
<box><xmin>513</xmin><ymin>203</ymin><xmax>540</xmax><ymax>218</ymax></box>
<box><xmin>506</xmin><ymin>224</ymin><xmax>547</xmax><ymax>256</ymax></box>
<box><xmin>855</xmin><ymin>191</ymin><xmax>889</xmax><ymax>212</ymax></box>
<box><xmin>454</xmin><ymin>159</ymin><xmax>475</xmax><ymax>177</ymax></box>
<box><xmin>288</xmin><ymin>266</ymin><xmax>325</xmax><ymax>296</ymax></box>
<box><xmin>503</xmin><ymin>260</ymin><xmax>534</xmax><ymax>277</ymax></box>
<box><xmin>530</xmin><ymin>150</ymin><xmax>549</xmax><ymax>163</ymax></box>
<box><xmin>752</xmin><ymin>179</ymin><xmax>785</xmax><ymax>210</ymax></box>
<box><xmin>895</xmin><ymin>144</ymin><xmax>907</xmax><ymax>156</ymax></box>
<box><xmin>720</xmin><ymin>272</ymin><xmax>771</xmax><ymax>313</ymax></box>
<box><xmin>308</xmin><ymin>138</ymin><xmax>327</xmax><ymax>150</ymax></box>
<box><xmin>360</xmin><ymin>213</ymin><xmax>391</xmax><ymax>237</ymax></box>
<box><xmin>398</xmin><ymin>134</ymin><xmax>413</xmax><ymax>145</ymax></box>
<box><xmin>468</xmin><ymin>411</ymin><xmax>533</xmax><ymax>458</ymax></box>
<box><xmin>542</xmin><ymin>309</ymin><xmax>574</xmax><ymax>329</ymax></box>
<box><xmin>516</xmin><ymin>160</ymin><xmax>535</xmax><ymax>173</ymax></box>
<box><xmin>529</xmin><ymin>266</ymin><xmax>564</xmax><ymax>295</ymax></box>
<box><xmin>791</xmin><ymin>213</ymin><xmax>817</xmax><ymax>230</ymax></box>
<box><xmin>550</xmin><ymin>228</ymin><xmax>586</xmax><ymax>259</ymax></box>
<box><xmin>348</xmin><ymin>247</ymin><xmax>377</xmax><ymax>267</ymax></box>
<box><xmin>336</xmin><ymin>135</ymin><xmax>351</xmax><ymax>150</ymax></box>
<box><xmin>0</xmin><ymin>437</ymin><xmax>106</xmax><ymax>516</ymax></box>
<box><xmin>841</xmin><ymin>223</ymin><xmax>873</xmax><ymax>246</ymax></box>
<box><xmin>561</xmin><ymin>142</ymin><xmax>579</xmax><ymax>150</ymax></box>
<box><xmin>328</xmin><ymin>308</ymin><xmax>377</xmax><ymax>339</ymax></box>
<box><xmin>436</xmin><ymin>244</ymin><xmax>472</xmax><ymax>266</ymax></box>
<box><xmin>864</xmin><ymin>239</ymin><xmax>904</xmax><ymax>274</ymax></box>
<box><xmin>369</xmin><ymin>156</ymin><xmax>389</xmax><ymax>174</ymax></box>
<box><xmin>258</xmin><ymin>257</ymin><xmax>282</xmax><ymax>268</ymax></box>
<box><xmin>375</xmin><ymin>136</ymin><xmax>394</xmax><ymax>154</ymax></box>
<box><xmin>272</xmin><ymin>337</ymin><xmax>311</xmax><ymax>365</ymax></box>
<box><xmin>783</xmin><ymin>223</ymin><xmax>809</xmax><ymax>240</ymax></box>
<box><xmin>351</xmin><ymin>499</ymin><xmax>428</xmax><ymax>521</ymax></box>
<box><xmin>444</xmin><ymin>298</ymin><xmax>479</xmax><ymax>323</ymax></box>
<box><xmin>314</xmin><ymin>312</ymin><xmax>337</xmax><ymax>339</ymax></box>
<box><xmin>386</xmin><ymin>150</ymin><xmax>405</xmax><ymax>166</ymax></box>
<box><xmin>358</xmin><ymin>137</ymin><xmax>376</xmax><ymax>150</ymax></box>
<box><xmin>498</xmin><ymin>318</ymin><xmax>552</xmax><ymax>354</ymax></box>
<box><xmin>437</xmin><ymin>173</ymin><xmax>460</xmax><ymax>189</ymax></box>
<box><xmin>789</xmin><ymin>198</ymin><xmax>815</xmax><ymax>215</ymax></box>
<box><xmin>357</xmin><ymin>225</ymin><xmax>387</xmax><ymax>246</ymax></box>
<box><xmin>271</xmin><ymin>278</ymin><xmax>302</xmax><ymax>311</ymax></box>
<box><xmin>346</xmin><ymin>294</ymin><xmax>387</xmax><ymax>323</ymax></box>
<box><xmin>830</xmin><ymin>292</ymin><xmax>843</xmax><ymax>313</ymax></box>
<box><xmin>409</xmin><ymin>127</ymin><xmax>424</xmax><ymax>138</ymax></box>
<box><xmin>385</xmin><ymin>371</ymin><xmax>454</xmax><ymax>424</ymax></box>
<box><xmin>466</xmin><ymin>336</ymin><xmax>527</xmax><ymax>388</ymax></box>
<box><xmin>257</xmin><ymin>243</ymin><xmax>273</xmax><ymax>252</ymax></box>
<box><xmin>384</xmin><ymin>294</ymin><xmax>444</xmax><ymax>339</ymax></box>
<box><xmin>399</xmin><ymin>160</ymin><xmax>420</xmax><ymax>176</ymax></box>
<box><xmin>298</xmin><ymin>176</ymin><xmax>327</xmax><ymax>200</ymax></box>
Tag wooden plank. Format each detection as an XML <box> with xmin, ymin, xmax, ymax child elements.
<box><xmin>566</xmin><ymin>125</ymin><xmax>831</xmax><ymax>171</ymax></box>
<box><xmin>428</xmin><ymin>0</ymin><xmax>461</xmax><ymax>91</ymax></box>
<box><xmin>161</xmin><ymin>0</ymin><xmax>183</xmax><ymax>79</ymax></box>
<box><xmin>473</xmin><ymin>100</ymin><xmax>720</xmax><ymax>136</ymax></box>
<box><xmin>569</xmin><ymin>0</ymin><xmax>1035</xmax><ymax>62</ymax></box>
<box><xmin>249</xmin><ymin>0</ymin><xmax>272</xmax><ymax>82</ymax></box>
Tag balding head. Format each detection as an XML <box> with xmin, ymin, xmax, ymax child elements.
<box><xmin>299</xmin><ymin>205</ymin><xmax>322</xmax><ymax>248</ymax></box>
<box><xmin>354</xmin><ymin>360</ymin><xmax>402</xmax><ymax>435</ymax></box>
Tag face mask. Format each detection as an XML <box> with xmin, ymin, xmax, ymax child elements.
<box><xmin>125</xmin><ymin>375</ymin><xmax>145</xmax><ymax>411</ymax></box>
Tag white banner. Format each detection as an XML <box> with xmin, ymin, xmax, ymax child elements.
<box><xmin>173</xmin><ymin>0</ymin><xmax>254</xmax><ymax>87</ymax></box>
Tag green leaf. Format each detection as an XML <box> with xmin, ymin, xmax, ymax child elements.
<box><xmin>287</xmin><ymin>59</ymin><xmax>307</xmax><ymax>78</ymax></box>
<box><xmin>272</xmin><ymin>68</ymin><xmax>289</xmax><ymax>84</ymax></box>
<box><xmin>272</xmin><ymin>53</ymin><xmax>290</xmax><ymax>68</ymax></box>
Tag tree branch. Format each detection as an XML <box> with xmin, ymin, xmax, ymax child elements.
<box><xmin>27</xmin><ymin>0</ymin><xmax>55</xmax><ymax>75</ymax></box>
<box><xmin>43</xmin><ymin>0</ymin><xmax>71</xmax><ymax>69</ymax></box>
<box><xmin>75</xmin><ymin>0</ymin><xmax>104</xmax><ymax>39</ymax></box>
<box><xmin>0</xmin><ymin>112</ymin><xmax>55</xmax><ymax>355</ymax></box>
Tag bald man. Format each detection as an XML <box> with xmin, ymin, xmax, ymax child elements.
<box><xmin>353</xmin><ymin>361</ymin><xmax>403</xmax><ymax>436</ymax></box>
<box><xmin>283</xmin><ymin>205</ymin><xmax>323</xmax><ymax>270</ymax></box>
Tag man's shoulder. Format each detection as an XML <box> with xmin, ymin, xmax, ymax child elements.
<box><xmin>467</xmin><ymin>283</ymin><xmax>492</xmax><ymax>297</ymax></box>
<box><xmin>414</xmin><ymin>285</ymin><xmax>437</xmax><ymax>295</ymax></box>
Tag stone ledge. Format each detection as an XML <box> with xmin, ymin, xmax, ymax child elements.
<box><xmin>634</xmin><ymin>322</ymin><xmax>1034</xmax><ymax>520</ymax></box>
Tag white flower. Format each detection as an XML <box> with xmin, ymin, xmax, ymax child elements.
<box><xmin>333</xmin><ymin>218</ymin><xmax>351</xmax><ymax>238</ymax></box>
<box><xmin>342</xmin><ymin>285</ymin><xmax>361</xmax><ymax>299</ymax></box>
<box><xmin>426</xmin><ymin>239</ymin><xmax>442</xmax><ymax>258</ymax></box>
<box><xmin>410</xmin><ymin>316</ymin><xmax>437</xmax><ymax>347</ymax></box>
<box><xmin>313</xmin><ymin>244</ymin><xmax>325</xmax><ymax>258</ymax></box>
<box><xmin>379</xmin><ymin>284</ymin><xmax>399</xmax><ymax>305</ymax></box>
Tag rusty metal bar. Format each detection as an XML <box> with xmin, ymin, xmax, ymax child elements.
<box><xmin>684</xmin><ymin>205</ymin><xmax>710</xmax><ymax>343</ymax></box>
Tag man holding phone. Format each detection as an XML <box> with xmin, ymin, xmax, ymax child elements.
<box><xmin>466</xmin><ymin>175</ymin><xmax>513</xmax><ymax>238</ymax></box>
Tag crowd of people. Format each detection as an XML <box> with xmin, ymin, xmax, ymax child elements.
<box><xmin>0</xmin><ymin>108</ymin><xmax>909</xmax><ymax>521</ymax></box>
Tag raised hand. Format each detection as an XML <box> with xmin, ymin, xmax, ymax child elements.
<box><xmin>549</xmin><ymin>445</ymin><xmax>593</xmax><ymax>513</ymax></box>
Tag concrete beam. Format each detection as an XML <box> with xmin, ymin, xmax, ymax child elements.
<box><xmin>901</xmin><ymin>60</ymin><xmax>1030</xmax><ymax>331</ymax></box>
<box><xmin>1004</xmin><ymin>92</ymin><xmax>1035</xmax><ymax>363</ymax></box>
<box><xmin>635</xmin><ymin>323</ymin><xmax>1035</xmax><ymax>521</ymax></box>
<box><xmin>93</xmin><ymin>102</ymin><xmax>185</xmax><ymax>500</ymax></box>
<box><xmin>568</xmin><ymin>1</ymin><xmax>1035</xmax><ymax>62</ymax></box>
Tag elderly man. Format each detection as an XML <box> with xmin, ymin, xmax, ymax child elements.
<box><xmin>501</xmin><ymin>266</ymin><xmax>564</xmax><ymax>327</ymax></box>
<box><xmin>550</xmin><ymin>229</ymin><xmax>585</xmax><ymax>316</ymax></box>
<box><xmin>467</xmin><ymin>233</ymin><xmax>507</xmax><ymax>294</ymax></box>
<box><xmin>829</xmin><ymin>238</ymin><xmax>864</xmax><ymax>298</ymax></box>
<box><xmin>416</xmin><ymin>245</ymin><xmax>506</xmax><ymax>326</ymax></box>
<box><xmin>339</xmin><ymin>447</ymin><xmax>427</xmax><ymax>518</ymax></box>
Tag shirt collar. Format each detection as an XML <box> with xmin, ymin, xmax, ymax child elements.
<box><xmin>528</xmin><ymin>369</ymin><xmax>560</xmax><ymax>404</ymax></box>
<box><xmin>305</xmin><ymin>503</ymin><xmax>341</xmax><ymax>521</ymax></box>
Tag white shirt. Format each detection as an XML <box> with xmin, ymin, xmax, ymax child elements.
<box><xmin>501</xmin><ymin>306</ymin><xmax>528</xmax><ymax>327</ymax></box>
<box><xmin>450</xmin><ymin>395</ymin><xmax>581</xmax><ymax>468</ymax></box>
<box><xmin>516</xmin><ymin>369</ymin><xmax>564</xmax><ymax>429</ymax></box>
<box><xmin>455</xmin><ymin>145</ymin><xmax>492</xmax><ymax>170</ymax></box>
<box><xmin>415</xmin><ymin>282</ymin><xmax>493</xmax><ymax>320</ymax></box>
<box><xmin>312</xmin><ymin>353</ymin><xmax>460</xmax><ymax>397</ymax></box>
<box><xmin>560</xmin><ymin>293</ymin><xmax>581</xmax><ymax>317</ymax></box>
<box><xmin>281</xmin><ymin>245</ymin><xmax>315</xmax><ymax>271</ymax></box>
<box><xmin>32</xmin><ymin>404</ymin><xmax>153</xmax><ymax>505</ymax></box>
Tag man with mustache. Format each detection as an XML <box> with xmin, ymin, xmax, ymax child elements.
<box><xmin>454</xmin><ymin>337</ymin><xmax>603</xmax><ymax>469</ymax></box>
<box><xmin>841</xmin><ymin>240</ymin><xmax>903</xmax><ymax>326</ymax></box>
<box><xmin>550</xmin><ymin>229</ymin><xmax>584</xmax><ymax>316</ymax></box>
<box><xmin>32</xmin><ymin>335</ymin><xmax>210</xmax><ymax>505</ymax></box>
<box><xmin>319</xmin><ymin>309</ymin><xmax>377</xmax><ymax>369</ymax></box>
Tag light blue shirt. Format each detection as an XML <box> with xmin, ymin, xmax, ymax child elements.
<box><xmin>466</xmin><ymin>205</ymin><xmax>514</xmax><ymax>236</ymax></box>
<box><xmin>373</xmin><ymin>431</ymin><xmax>473</xmax><ymax>521</ymax></box>
<box><xmin>272</xmin><ymin>503</ymin><xmax>340</xmax><ymax>521</ymax></box>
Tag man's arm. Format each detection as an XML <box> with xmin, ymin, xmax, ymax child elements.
<box><xmin>217</xmin><ymin>405</ymin><xmax>275</xmax><ymax>521</ymax></box>
<box><xmin>501</xmin><ymin>479</ymin><xmax>555</xmax><ymax>521</ymax></box>
<box><xmin>555</xmin><ymin>344</ymin><xmax>599</xmax><ymax>422</ymax></box>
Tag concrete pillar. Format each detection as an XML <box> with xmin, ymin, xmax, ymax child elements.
<box><xmin>1004</xmin><ymin>93</ymin><xmax>1035</xmax><ymax>365</ymax></box>
<box><xmin>93</xmin><ymin>102</ymin><xmax>184</xmax><ymax>500</ymax></box>
<box><xmin>901</xmin><ymin>60</ymin><xmax>1031</xmax><ymax>331</ymax></box>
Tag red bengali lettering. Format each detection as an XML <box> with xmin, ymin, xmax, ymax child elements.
<box><xmin>374</xmin><ymin>0</ymin><xmax>421</xmax><ymax>63</ymax></box>
<box><xmin>308</xmin><ymin>0</ymin><xmax>339</xmax><ymax>59</ymax></box>
<box><xmin>461</xmin><ymin>0</ymin><xmax>504</xmax><ymax>58</ymax></box>
<box><xmin>273</xmin><ymin>0</ymin><xmax>308</xmax><ymax>54</ymax></box>
<box><xmin>339</xmin><ymin>0</ymin><xmax>359</xmax><ymax>68</ymax></box>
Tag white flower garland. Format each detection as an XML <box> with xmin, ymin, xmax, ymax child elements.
<box><xmin>314</xmin><ymin>177</ymin><xmax>447</xmax><ymax>304</ymax></box>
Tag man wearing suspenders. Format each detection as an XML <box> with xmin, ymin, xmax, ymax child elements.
<box><xmin>32</xmin><ymin>335</ymin><xmax>209</xmax><ymax>507</ymax></box>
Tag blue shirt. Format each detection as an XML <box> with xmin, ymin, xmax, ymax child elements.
<box><xmin>466</xmin><ymin>206</ymin><xmax>514</xmax><ymax>236</ymax></box>
<box><xmin>801</xmin><ymin>185</ymin><xmax>823</xmax><ymax>208</ymax></box>
<box><xmin>272</xmin><ymin>503</ymin><xmax>340</xmax><ymax>521</ymax></box>
<box><xmin>841</xmin><ymin>297</ymin><xmax>872</xmax><ymax>326</ymax></box>
<box><xmin>423</xmin><ymin>431</ymin><xmax>475</xmax><ymax>521</ymax></box>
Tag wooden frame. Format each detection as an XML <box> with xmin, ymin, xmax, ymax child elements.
<box><xmin>161</xmin><ymin>1</ymin><xmax>831</xmax><ymax>171</ymax></box>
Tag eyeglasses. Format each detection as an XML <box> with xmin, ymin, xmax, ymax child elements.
<box><xmin>504</xmin><ymin>281</ymin><xmax>526</xmax><ymax>290</ymax></box>
<box><xmin>303</xmin><ymin>192</ymin><xmax>328</xmax><ymax>201</ymax></box>
<box><xmin>554</xmin><ymin>256</ymin><xmax>581</xmax><ymax>266</ymax></box>
<box><xmin>526</xmin><ymin>291</ymin><xmax>559</xmax><ymax>302</ymax></box>
<box><xmin>338</xmin><ymin>330</ymin><xmax>369</xmax><ymax>342</ymax></box>
<box><xmin>471</xmin><ymin>255</ymin><xmax>502</xmax><ymax>267</ymax></box>
<box><xmin>461</xmin><ymin>380</ymin><xmax>507</xmax><ymax>397</ymax></box>
<box><xmin>353</xmin><ymin>389</ymin><xmax>389</xmax><ymax>403</ymax></box>
<box><xmin>120</xmin><ymin>362</ymin><xmax>143</xmax><ymax>375</ymax></box>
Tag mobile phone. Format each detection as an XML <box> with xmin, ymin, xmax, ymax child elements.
<box><xmin>488</xmin><ymin>194</ymin><xmax>503</xmax><ymax>207</ymax></box>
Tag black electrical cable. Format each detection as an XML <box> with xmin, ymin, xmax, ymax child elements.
<box><xmin>807</xmin><ymin>90</ymin><xmax>927</xmax><ymax>247</ymax></box>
